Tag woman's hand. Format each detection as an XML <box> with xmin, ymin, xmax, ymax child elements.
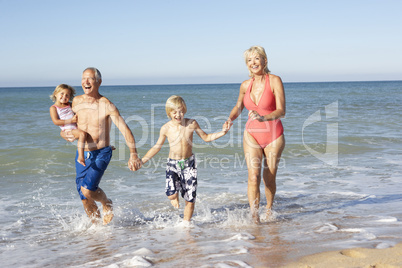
<box><xmin>223</xmin><ymin>118</ymin><xmax>233</xmax><ymax>131</ymax></box>
<box><xmin>248</xmin><ymin>110</ymin><xmax>264</xmax><ymax>121</ymax></box>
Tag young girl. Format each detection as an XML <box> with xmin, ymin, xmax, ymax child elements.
<box><xmin>49</xmin><ymin>84</ymin><xmax>87</xmax><ymax>166</ymax></box>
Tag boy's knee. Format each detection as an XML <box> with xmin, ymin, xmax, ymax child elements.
<box><xmin>185</xmin><ymin>201</ymin><xmax>195</xmax><ymax>208</ymax></box>
<box><xmin>167</xmin><ymin>192</ymin><xmax>178</xmax><ymax>200</ymax></box>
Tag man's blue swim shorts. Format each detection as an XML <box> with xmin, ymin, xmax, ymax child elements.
<box><xmin>75</xmin><ymin>146</ymin><xmax>112</xmax><ymax>200</ymax></box>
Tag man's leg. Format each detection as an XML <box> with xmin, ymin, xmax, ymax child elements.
<box><xmin>81</xmin><ymin>187</ymin><xmax>113</xmax><ymax>225</ymax></box>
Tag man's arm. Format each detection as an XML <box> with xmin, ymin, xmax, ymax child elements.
<box><xmin>109</xmin><ymin>103</ymin><xmax>141</xmax><ymax>171</ymax></box>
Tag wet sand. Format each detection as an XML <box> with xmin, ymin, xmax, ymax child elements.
<box><xmin>283</xmin><ymin>242</ymin><xmax>402</xmax><ymax>268</ymax></box>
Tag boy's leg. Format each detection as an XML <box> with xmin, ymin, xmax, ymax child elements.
<box><xmin>183</xmin><ymin>201</ymin><xmax>195</xmax><ymax>221</ymax></box>
<box><xmin>166</xmin><ymin>159</ymin><xmax>181</xmax><ymax>208</ymax></box>
<box><xmin>72</xmin><ymin>129</ymin><xmax>87</xmax><ymax>166</ymax></box>
<box><xmin>167</xmin><ymin>192</ymin><xmax>179</xmax><ymax>208</ymax></box>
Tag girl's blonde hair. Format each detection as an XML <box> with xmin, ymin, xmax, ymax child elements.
<box><xmin>50</xmin><ymin>84</ymin><xmax>76</xmax><ymax>102</ymax></box>
<box><xmin>243</xmin><ymin>46</ymin><xmax>270</xmax><ymax>77</ymax></box>
<box><xmin>165</xmin><ymin>95</ymin><xmax>187</xmax><ymax>118</ymax></box>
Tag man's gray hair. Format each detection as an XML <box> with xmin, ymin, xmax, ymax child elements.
<box><xmin>83</xmin><ymin>67</ymin><xmax>102</xmax><ymax>82</ymax></box>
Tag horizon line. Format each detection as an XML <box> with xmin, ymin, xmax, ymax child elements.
<box><xmin>1</xmin><ymin>79</ymin><xmax>401</xmax><ymax>89</ymax></box>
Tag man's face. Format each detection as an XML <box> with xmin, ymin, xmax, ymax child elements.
<box><xmin>81</xmin><ymin>69</ymin><xmax>101</xmax><ymax>95</ymax></box>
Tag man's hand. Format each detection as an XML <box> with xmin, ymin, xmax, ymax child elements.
<box><xmin>128</xmin><ymin>153</ymin><xmax>142</xmax><ymax>171</ymax></box>
<box><xmin>60</xmin><ymin>130</ymin><xmax>76</xmax><ymax>142</ymax></box>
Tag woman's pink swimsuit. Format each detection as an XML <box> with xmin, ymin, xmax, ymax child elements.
<box><xmin>243</xmin><ymin>75</ymin><xmax>284</xmax><ymax>148</ymax></box>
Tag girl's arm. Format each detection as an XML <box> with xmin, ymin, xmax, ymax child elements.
<box><xmin>194</xmin><ymin>120</ymin><xmax>228</xmax><ymax>142</ymax></box>
<box><xmin>49</xmin><ymin>106</ymin><xmax>76</xmax><ymax>126</ymax></box>
<box><xmin>142</xmin><ymin>126</ymin><xmax>167</xmax><ymax>164</ymax></box>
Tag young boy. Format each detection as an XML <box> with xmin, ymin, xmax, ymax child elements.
<box><xmin>141</xmin><ymin>95</ymin><xmax>231</xmax><ymax>222</ymax></box>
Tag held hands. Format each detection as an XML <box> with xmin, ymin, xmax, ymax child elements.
<box><xmin>222</xmin><ymin>119</ymin><xmax>233</xmax><ymax>133</ymax></box>
<box><xmin>128</xmin><ymin>153</ymin><xmax>142</xmax><ymax>171</ymax></box>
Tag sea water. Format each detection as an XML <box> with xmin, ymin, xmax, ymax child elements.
<box><xmin>0</xmin><ymin>81</ymin><xmax>401</xmax><ymax>267</ymax></box>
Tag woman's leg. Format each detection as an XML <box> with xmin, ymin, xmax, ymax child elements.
<box><xmin>262</xmin><ymin>135</ymin><xmax>285</xmax><ymax>214</ymax></box>
<box><xmin>243</xmin><ymin>131</ymin><xmax>263</xmax><ymax>223</ymax></box>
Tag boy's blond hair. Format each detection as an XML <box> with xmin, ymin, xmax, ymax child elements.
<box><xmin>50</xmin><ymin>84</ymin><xmax>76</xmax><ymax>102</ymax></box>
<box><xmin>166</xmin><ymin>95</ymin><xmax>187</xmax><ymax>118</ymax></box>
<box><xmin>244</xmin><ymin>45</ymin><xmax>270</xmax><ymax>77</ymax></box>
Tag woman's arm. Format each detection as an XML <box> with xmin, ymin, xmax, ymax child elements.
<box><xmin>227</xmin><ymin>81</ymin><xmax>248</xmax><ymax>122</ymax></box>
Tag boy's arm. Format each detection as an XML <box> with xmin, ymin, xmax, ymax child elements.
<box><xmin>49</xmin><ymin>106</ymin><xmax>77</xmax><ymax>126</ymax></box>
<box><xmin>194</xmin><ymin>120</ymin><xmax>228</xmax><ymax>142</ymax></box>
<box><xmin>142</xmin><ymin>125</ymin><xmax>167</xmax><ymax>164</ymax></box>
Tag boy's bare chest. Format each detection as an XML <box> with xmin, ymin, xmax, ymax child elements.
<box><xmin>166</xmin><ymin>125</ymin><xmax>193</xmax><ymax>143</ymax></box>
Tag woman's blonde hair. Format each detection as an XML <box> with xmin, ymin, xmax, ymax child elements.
<box><xmin>50</xmin><ymin>84</ymin><xmax>76</xmax><ymax>102</ymax></box>
<box><xmin>243</xmin><ymin>46</ymin><xmax>270</xmax><ymax>77</ymax></box>
<box><xmin>165</xmin><ymin>95</ymin><xmax>187</xmax><ymax>118</ymax></box>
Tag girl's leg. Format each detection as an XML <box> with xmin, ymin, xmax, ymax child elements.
<box><xmin>243</xmin><ymin>131</ymin><xmax>263</xmax><ymax>223</ymax></box>
<box><xmin>262</xmin><ymin>135</ymin><xmax>285</xmax><ymax>215</ymax></box>
<box><xmin>72</xmin><ymin>129</ymin><xmax>87</xmax><ymax>166</ymax></box>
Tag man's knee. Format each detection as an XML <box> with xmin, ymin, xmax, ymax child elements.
<box><xmin>81</xmin><ymin>186</ymin><xmax>95</xmax><ymax>199</ymax></box>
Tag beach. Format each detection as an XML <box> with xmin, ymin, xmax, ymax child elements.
<box><xmin>0</xmin><ymin>81</ymin><xmax>401</xmax><ymax>267</ymax></box>
<box><xmin>284</xmin><ymin>242</ymin><xmax>402</xmax><ymax>268</ymax></box>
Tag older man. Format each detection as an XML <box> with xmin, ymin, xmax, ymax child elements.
<box><xmin>65</xmin><ymin>67</ymin><xmax>141</xmax><ymax>224</ymax></box>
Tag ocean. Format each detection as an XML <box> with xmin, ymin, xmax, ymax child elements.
<box><xmin>0</xmin><ymin>80</ymin><xmax>401</xmax><ymax>267</ymax></box>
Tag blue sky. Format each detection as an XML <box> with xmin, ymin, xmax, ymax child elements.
<box><xmin>1</xmin><ymin>0</ymin><xmax>401</xmax><ymax>87</ymax></box>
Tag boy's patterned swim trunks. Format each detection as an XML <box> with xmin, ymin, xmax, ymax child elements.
<box><xmin>165</xmin><ymin>154</ymin><xmax>197</xmax><ymax>202</ymax></box>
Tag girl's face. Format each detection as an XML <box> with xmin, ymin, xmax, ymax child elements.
<box><xmin>169</xmin><ymin>106</ymin><xmax>185</xmax><ymax>124</ymax></box>
<box><xmin>247</xmin><ymin>53</ymin><xmax>265</xmax><ymax>75</ymax></box>
<box><xmin>56</xmin><ymin>89</ymin><xmax>72</xmax><ymax>105</ymax></box>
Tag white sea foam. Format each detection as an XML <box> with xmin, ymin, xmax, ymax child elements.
<box><xmin>225</xmin><ymin>233</ymin><xmax>255</xmax><ymax>241</ymax></box>
<box><xmin>376</xmin><ymin>216</ymin><xmax>398</xmax><ymax>223</ymax></box>
<box><xmin>122</xmin><ymin>256</ymin><xmax>153</xmax><ymax>267</ymax></box>
<box><xmin>314</xmin><ymin>223</ymin><xmax>339</xmax><ymax>233</ymax></box>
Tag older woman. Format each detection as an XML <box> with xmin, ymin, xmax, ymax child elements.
<box><xmin>225</xmin><ymin>46</ymin><xmax>285</xmax><ymax>223</ymax></box>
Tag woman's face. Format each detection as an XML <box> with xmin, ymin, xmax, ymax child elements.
<box><xmin>247</xmin><ymin>53</ymin><xmax>266</xmax><ymax>75</ymax></box>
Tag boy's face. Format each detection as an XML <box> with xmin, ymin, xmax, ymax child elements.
<box><xmin>169</xmin><ymin>106</ymin><xmax>185</xmax><ymax>124</ymax></box>
<box><xmin>56</xmin><ymin>89</ymin><xmax>72</xmax><ymax>104</ymax></box>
